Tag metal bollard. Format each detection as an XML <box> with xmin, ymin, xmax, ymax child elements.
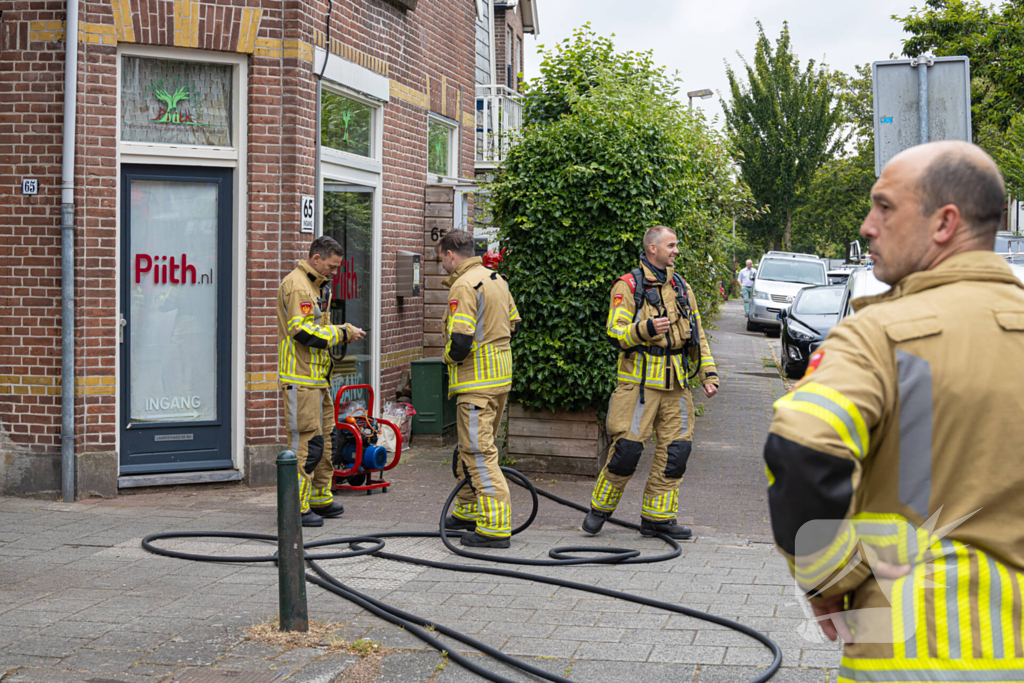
<box><xmin>276</xmin><ymin>450</ymin><xmax>309</xmax><ymax>632</ymax></box>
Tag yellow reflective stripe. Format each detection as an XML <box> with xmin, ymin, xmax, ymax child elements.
<box><xmin>591</xmin><ymin>470</ymin><xmax>623</xmax><ymax>512</ymax></box>
<box><xmin>509</xmin><ymin>305</ymin><xmax>519</xmax><ymax>320</ymax></box>
<box><xmin>799</xmin><ymin>382</ymin><xmax>870</xmax><ymax>456</ymax></box>
<box><xmin>764</xmin><ymin>465</ymin><xmax>775</xmax><ymax>487</ymax></box>
<box><xmin>774</xmin><ymin>390</ymin><xmax>866</xmax><ymax>460</ymax></box>
<box><xmin>450</xmin><ymin>313</ymin><xmax>477</xmax><ymax>328</ymax></box>
<box><xmin>793</xmin><ymin>524</ymin><xmax>856</xmax><ymax>586</ymax></box>
<box><xmin>278</xmin><ymin>374</ymin><xmax>329</xmax><ymax>387</ymax></box>
<box><xmin>641</xmin><ymin>490</ymin><xmax>678</xmax><ymax>519</ymax></box>
<box><xmin>838</xmin><ymin>656</ymin><xmax>1024</xmax><ymax>681</ymax></box>
<box><xmin>997</xmin><ymin>562</ymin><xmax>1014</xmax><ymax>661</ymax></box>
<box><xmin>700</xmin><ymin>356</ymin><xmax>715</xmax><ymax>368</ymax></box>
<box><xmin>475</xmin><ymin>496</ymin><xmax>511</xmax><ymax>536</ymax></box>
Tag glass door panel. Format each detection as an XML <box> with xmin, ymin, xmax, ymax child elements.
<box><xmin>323</xmin><ymin>184</ymin><xmax>374</xmax><ymax>409</ymax></box>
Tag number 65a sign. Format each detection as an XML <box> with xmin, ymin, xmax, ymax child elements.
<box><xmin>300</xmin><ymin>196</ymin><xmax>315</xmax><ymax>234</ymax></box>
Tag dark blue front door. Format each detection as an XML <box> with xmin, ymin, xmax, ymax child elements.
<box><xmin>119</xmin><ymin>165</ymin><xmax>233</xmax><ymax>474</ymax></box>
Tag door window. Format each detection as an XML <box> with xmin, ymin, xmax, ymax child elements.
<box><xmin>128</xmin><ymin>180</ymin><xmax>218</xmax><ymax>423</ymax></box>
<box><xmin>323</xmin><ymin>186</ymin><xmax>374</xmax><ymax>404</ymax></box>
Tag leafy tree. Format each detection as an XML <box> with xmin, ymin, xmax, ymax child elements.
<box><xmin>896</xmin><ymin>0</ymin><xmax>1024</xmax><ymax>140</ymax></box>
<box><xmin>792</xmin><ymin>65</ymin><xmax>875</xmax><ymax>257</ymax></box>
<box><xmin>723</xmin><ymin>22</ymin><xmax>846</xmax><ymax>251</ymax></box>
<box><xmin>487</xmin><ymin>35</ymin><xmax>751</xmax><ymax>413</ymax></box>
<box><xmin>522</xmin><ymin>24</ymin><xmax>678</xmax><ymax>125</ymax></box>
<box><xmin>992</xmin><ymin>113</ymin><xmax>1024</xmax><ymax>199</ymax></box>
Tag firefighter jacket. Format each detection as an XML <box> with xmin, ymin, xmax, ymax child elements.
<box><xmin>277</xmin><ymin>261</ymin><xmax>356</xmax><ymax>388</ymax></box>
<box><xmin>442</xmin><ymin>256</ymin><xmax>521</xmax><ymax>398</ymax></box>
<box><xmin>607</xmin><ymin>260</ymin><xmax>718</xmax><ymax>391</ymax></box>
<box><xmin>764</xmin><ymin>251</ymin><xmax>1024</xmax><ymax>678</ymax></box>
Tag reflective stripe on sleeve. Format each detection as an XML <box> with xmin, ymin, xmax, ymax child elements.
<box><xmin>774</xmin><ymin>382</ymin><xmax>870</xmax><ymax>459</ymax></box>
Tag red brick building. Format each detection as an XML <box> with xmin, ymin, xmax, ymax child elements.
<box><xmin>0</xmin><ymin>0</ymin><xmax>538</xmax><ymax>497</ymax></box>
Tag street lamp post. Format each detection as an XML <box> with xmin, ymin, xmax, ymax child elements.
<box><xmin>687</xmin><ymin>88</ymin><xmax>713</xmax><ymax>108</ymax></box>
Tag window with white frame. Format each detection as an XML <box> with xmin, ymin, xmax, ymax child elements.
<box><xmin>427</xmin><ymin>116</ymin><xmax>458</xmax><ymax>178</ymax></box>
<box><xmin>321</xmin><ymin>89</ymin><xmax>375</xmax><ymax>158</ymax></box>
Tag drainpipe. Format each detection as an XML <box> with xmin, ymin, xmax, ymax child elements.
<box><xmin>60</xmin><ymin>0</ymin><xmax>79</xmax><ymax>502</ymax></box>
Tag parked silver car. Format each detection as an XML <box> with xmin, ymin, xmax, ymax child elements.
<box><xmin>747</xmin><ymin>252</ymin><xmax>828</xmax><ymax>335</ymax></box>
<box><xmin>836</xmin><ymin>267</ymin><xmax>890</xmax><ymax>322</ymax></box>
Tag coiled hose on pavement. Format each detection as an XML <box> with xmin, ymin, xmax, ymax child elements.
<box><xmin>142</xmin><ymin>467</ymin><xmax>782</xmax><ymax>683</ymax></box>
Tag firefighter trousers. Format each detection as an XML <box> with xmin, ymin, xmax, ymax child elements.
<box><xmin>451</xmin><ymin>392</ymin><xmax>511</xmax><ymax>538</ymax></box>
<box><xmin>282</xmin><ymin>384</ymin><xmax>337</xmax><ymax>514</ymax></box>
<box><xmin>590</xmin><ymin>382</ymin><xmax>695</xmax><ymax>522</ymax></box>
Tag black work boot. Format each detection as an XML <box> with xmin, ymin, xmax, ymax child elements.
<box><xmin>301</xmin><ymin>510</ymin><xmax>324</xmax><ymax>528</ymax></box>
<box><xmin>311</xmin><ymin>501</ymin><xmax>345</xmax><ymax>519</ymax></box>
<box><xmin>444</xmin><ymin>515</ymin><xmax>476</xmax><ymax>532</ymax></box>
<box><xmin>460</xmin><ymin>531</ymin><xmax>510</xmax><ymax>549</ymax></box>
<box><xmin>640</xmin><ymin>518</ymin><xmax>692</xmax><ymax>540</ymax></box>
<box><xmin>581</xmin><ymin>509</ymin><xmax>611</xmax><ymax>535</ymax></box>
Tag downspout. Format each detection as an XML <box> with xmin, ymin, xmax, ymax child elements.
<box><xmin>60</xmin><ymin>0</ymin><xmax>79</xmax><ymax>502</ymax></box>
<box><xmin>314</xmin><ymin>0</ymin><xmax>333</xmax><ymax>236</ymax></box>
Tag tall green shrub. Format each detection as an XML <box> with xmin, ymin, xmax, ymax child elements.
<box><xmin>487</xmin><ymin>33</ymin><xmax>750</xmax><ymax>413</ymax></box>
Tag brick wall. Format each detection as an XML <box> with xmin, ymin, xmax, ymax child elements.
<box><xmin>0</xmin><ymin>0</ymin><xmax>479</xmax><ymax>496</ymax></box>
<box><xmin>493</xmin><ymin>5</ymin><xmax>523</xmax><ymax>92</ymax></box>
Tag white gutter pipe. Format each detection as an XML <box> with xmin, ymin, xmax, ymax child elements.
<box><xmin>60</xmin><ymin>0</ymin><xmax>79</xmax><ymax>502</ymax></box>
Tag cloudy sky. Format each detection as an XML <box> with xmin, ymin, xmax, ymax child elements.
<box><xmin>522</xmin><ymin>0</ymin><xmax>921</xmax><ymax>126</ymax></box>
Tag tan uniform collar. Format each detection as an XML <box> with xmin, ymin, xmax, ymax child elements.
<box><xmin>297</xmin><ymin>260</ymin><xmax>330</xmax><ymax>288</ymax></box>
<box><xmin>442</xmin><ymin>256</ymin><xmax>483</xmax><ymax>288</ymax></box>
<box><xmin>639</xmin><ymin>260</ymin><xmax>675</xmax><ymax>284</ymax></box>
<box><xmin>853</xmin><ymin>250</ymin><xmax>1022</xmax><ymax>312</ymax></box>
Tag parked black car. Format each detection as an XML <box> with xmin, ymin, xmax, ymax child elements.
<box><xmin>779</xmin><ymin>284</ymin><xmax>844</xmax><ymax>379</ymax></box>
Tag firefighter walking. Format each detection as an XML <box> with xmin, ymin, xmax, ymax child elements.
<box><xmin>763</xmin><ymin>141</ymin><xmax>1024</xmax><ymax>682</ymax></box>
<box><xmin>277</xmin><ymin>236</ymin><xmax>365</xmax><ymax>527</ymax></box>
<box><xmin>438</xmin><ymin>231</ymin><xmax>522</xmax><ymax>548</ymax></box>
<box><xmin>583</xmin><ymin>225</ymin><xmax>719</xmax><ymax>540</ymax></box>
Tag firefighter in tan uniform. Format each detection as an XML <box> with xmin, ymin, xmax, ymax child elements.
<box><xmin>583</xmin><ymin>225</ymin><xmax>719</xmax><ymax>540</ymax></box>
<box><xmin>437</xmin><ymin>231</ymin><xmax>521</xmax><ymax>548</ymax></box>
<box><xmin>277</xmin><ymin>236</ymin><xmax>365</xmax><ymax>527</ymax></box>
<box><xmin>764</xmin><ymin>142</ymin><xmax>1024</xmax><ymax>682</ymax></box>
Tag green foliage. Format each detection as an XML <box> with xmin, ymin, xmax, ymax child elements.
<box><xmin>487</xmin><ymin>33</ymin><xmax>750</xmax><ymax>413</ymax></box>
<box><xmin>992</xmin><ymin>113</ymin><xmax>1024</xmax><ymax>199</ymax></box>
<box><xmin>792</xmin><ymin>65</ymin><xmax>875</xmax><ymax>258</ymax></box>
<box><xmin>723</xmin><ymin>21</ymin><xmax>847</xmax><ymax>251</ymax></box>
<box><xmin>522</xmin><ymin>24</ymin><xmax>679</xmax><ymax>125</ymax></box>
<box><xmin>896</xmin><ymin>0</ymin><xmax>1024</xmax><ymax>140</ymax></box>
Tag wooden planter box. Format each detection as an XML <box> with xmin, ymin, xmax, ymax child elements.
<box><xmin>505</xmin><ymin>404</ymin><xmax>609</xmax><ymax>476</ymax></box>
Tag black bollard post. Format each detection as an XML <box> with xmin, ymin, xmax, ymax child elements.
<box><xmin>276</xmin><ymin>450</ymin><xmax>309</xmax><ymax>632</ymax></box>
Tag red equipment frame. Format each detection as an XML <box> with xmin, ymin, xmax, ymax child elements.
<box><xmin>332</xmin><ymin>384</ymin><xmax>403</xmax><ymax>495</ymax></box>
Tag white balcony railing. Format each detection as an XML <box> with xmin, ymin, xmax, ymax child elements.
<box><xmin>475</xmin><ymin>84</ymin><xmax>523</xmax><ymax>168</ymax></box>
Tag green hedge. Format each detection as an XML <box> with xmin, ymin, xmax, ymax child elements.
<box><xmin>487</xmin><ymin>33</ymin><xmax>750</xmax><ymax>414</ymax></box>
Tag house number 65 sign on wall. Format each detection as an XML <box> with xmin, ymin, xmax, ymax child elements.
<box><xmin>301</xmin><ymin>196</ymin><xmax>315</xmax><ymax>234</ymax></box>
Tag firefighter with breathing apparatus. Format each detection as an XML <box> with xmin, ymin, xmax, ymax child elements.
<box><xmin>277</xmin><ymin>236</ymin><xmax>366</xmax><ymax>527</ymax></box>
<box><xmin>438</xmin><ymin>230</ymin><xmax>522</xmax><ymax>548</ymax></box>
<box><xmin>583</xmin><ymin>225</ymin><xmax>719</xmax><ymax>539</ymax></box>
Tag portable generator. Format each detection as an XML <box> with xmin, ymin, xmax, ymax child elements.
<box><xmin>331</xmin><ymin>384</ymin><xmax>403</xmax><ymax>495</ymax></box>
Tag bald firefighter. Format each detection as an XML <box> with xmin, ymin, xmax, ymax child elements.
<box><xmin>764</xmin><ymin>141</ymin><xmax>1024</xmax><ymax>682</ymax></box>
<box><xmin>583</xmin><ymin>225</ymin><xmax>719</xmax><ymax>539</ymax></box>
<box><xmin>438</xmin><ymin>230</ymin><xmax>522</xmax><ymax>548</ymax></box>
<box><xmin>278</xmin><ymin>236</ymin><xmax>366</xmax><ymax>527</ymax></box>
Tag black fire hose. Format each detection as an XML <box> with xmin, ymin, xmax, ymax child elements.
<box><xmin>142</xmin><ymin>467</ymin><xmax>782</xmax><ymax>683</ymax></box>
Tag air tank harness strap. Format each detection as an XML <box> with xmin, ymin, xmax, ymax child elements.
<box><xmin>624</xmin><ymin>345</ymin><xmax>688</xmax><ymax>404</ymax></box>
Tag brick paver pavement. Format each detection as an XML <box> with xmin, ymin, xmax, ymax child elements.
<box><xmin>0</xmin><ymin>300</ymin><xmax>842</xmax><ymax>682</ymax></box>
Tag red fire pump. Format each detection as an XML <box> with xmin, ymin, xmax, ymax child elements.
<box><xmin>331</xmin><ymin>384</ymin><xmax>402</xmax><ymax>495</ymax></box>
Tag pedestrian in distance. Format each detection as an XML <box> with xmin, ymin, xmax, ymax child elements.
<box><xmin>438</xmin><ymin>230</ymin><xmax>522</xmax><ymax>548</ymax></box>
<box><xmin>738</xmin><ymin>259</ymin><xmax>757</xmax><ymax>316</ymax></box>
<box><xmin>583</xmin><ymin>225</ymin><xmax>720</xmax><ymax>540</ymax></box>
<box><xmin>277</xmin><ymin>236</ymin><xmax>366</xmax><ymax>528</ymax></box>
<box><xmin>763</xmin><ymin>141</ymin><xmax>1024</xmax><ymax>682</ymax></box>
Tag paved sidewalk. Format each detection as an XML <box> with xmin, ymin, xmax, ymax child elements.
<box><xmin>0</xmin><ymin>300</ymin><xmax>841</xmax><ymax>682</ymax></box>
